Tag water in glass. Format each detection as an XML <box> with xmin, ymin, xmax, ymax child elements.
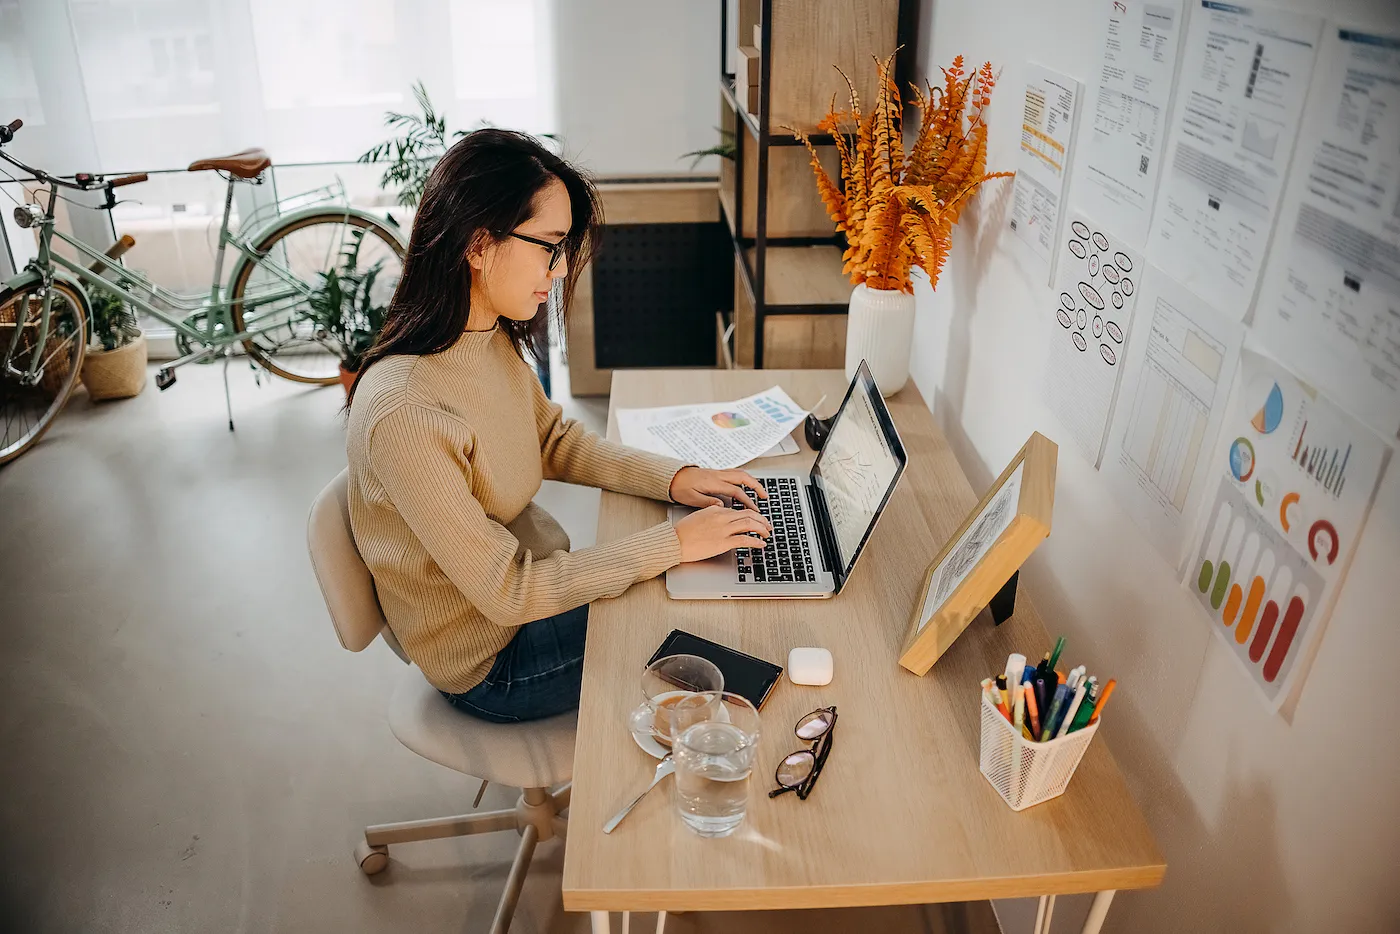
<box><xmin>672</xmin><ymin>693</ymin><xmax>761</xmax><ymax>837</ymax></box>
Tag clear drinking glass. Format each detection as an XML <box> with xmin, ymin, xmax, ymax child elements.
<box><xmin>628</xmin><ymin>654</ymin><xmax>725</xmax><ymax>748</ymax></box>
<box><xmin>672</xmin><ymin>692</ymin><xmax>762</xmax><ymax>837</ymax></box>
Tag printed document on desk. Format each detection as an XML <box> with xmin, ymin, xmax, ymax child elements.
<box><xmin>1009</xmin><ymin>64</ymin><xmax>1082</xmax><ymax>277</ymax></box>
<box><xmin>1077</xmin><ymin>0</ymin><xmax>1185</xmax><ymax>247</ymax></box>
<box><xmin>1251</xmin><ymin>26</ymin><xmax>1400</xmax><ymax>438</ymax></box>
<box><xmin>616</xmin><ymin>388</ymin><xmax>807</xmax><ymax>469</ymax></box>
<box><xmin>1146</xmin><ymin>1</ymin><xmax>1322</xmax><ymax>319</ymax></box>
<box><xmin>1102</xmin><ymin>268</ymin><xmax>1243</xmax><ymax>564</ymax></box>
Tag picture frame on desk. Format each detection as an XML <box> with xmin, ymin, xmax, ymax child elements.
<box><xmin>899</xmin><ymin>432</ymin><xmax>1058</xmax><ymax>675</ymax></box>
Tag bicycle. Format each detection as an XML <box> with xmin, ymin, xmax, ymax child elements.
<box><xmin>0</xmin><ymin>117</ymin><xmax>407</xmax><ymax>464</ymax></box>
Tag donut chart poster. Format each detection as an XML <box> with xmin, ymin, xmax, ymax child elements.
<box><xmin>1187</xmin><ymin>351</ymin><xmax>1390</xmax><ymax>707</ymax></box>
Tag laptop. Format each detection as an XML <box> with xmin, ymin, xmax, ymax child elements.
<box><xmin>666</xmin><ymin>360</ymin><xmax>907</xmax><ymax>599</ymax></box>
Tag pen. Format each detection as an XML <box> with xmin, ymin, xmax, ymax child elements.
<box><xmin>1024</xmin><ymin>677</ymin><xmax>1042</xmax><ymax>739</ymax></box>
<box><xmin>1048</xmin><ymin>635</ymin><xmax>1065</xmax><ymax>670</ymax></box>
<box><xmin>990</xmin><ymin>681</ymin><xmax>1011</xmax><ymax>721</ymax></box>
<box><xmin>1056</xmin><ymin>683</ymin><xmax>1087</xmax><ymax>738</ymax></box>
<box><xmin>1033</xmin><ymin>675</ymin><xmax>1049</xmax><ymax>730</ymax></box>
<box><xmin>981</xmin><ymin>678</ymin><xmax>1008</xmax><ymax>722</ymax></box>
<box><xmin>1089</xmin><ymin>678</ymin><xmax>1116</xmax><ymax>725</ymax></box>
<box><xmin>1069</xmin><ymin>691</ymin><xmax>1098</xmax><ymax>733</ymax></box>
<box><xmin>1006</xmin><ymin>653</ymin><xmax>1027</xmax><ymax>715</ymax></box>
<box><xmin>1012</xmin><ymin>683</ymin><xmax>1026</xmax><ymax>734</ymax></box>
<box><xmin>1043</xmin><ymin>682</ymin><xmax>1070</xmax><ymax>738</ymax></box>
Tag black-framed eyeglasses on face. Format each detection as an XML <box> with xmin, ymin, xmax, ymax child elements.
<box><xmin>769</xmin><ymin>706</ymin><xmax>837</xmax><ymax>800</ymax></box>
<box><xmin>508</xmin><ymin>231</ymin><xmax>568</xmax><ymax>271</ymax></box>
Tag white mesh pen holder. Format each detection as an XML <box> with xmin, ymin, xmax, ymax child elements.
<box><xmin>978</xmin><ymin>694</ymin><xmax>1099</xmax><ymax>811</ymax></box>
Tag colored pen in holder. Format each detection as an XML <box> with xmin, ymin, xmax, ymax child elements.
<box><xmin>977</xmin><ymin>693</ymin><xmax>1099</xmax><ymax>811</ymax></box>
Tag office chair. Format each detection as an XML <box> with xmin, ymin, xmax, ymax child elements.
<box><xmin>307</xmin><ymin>469</ymin><xmax>575</xmax><ymax>934</ymax></box>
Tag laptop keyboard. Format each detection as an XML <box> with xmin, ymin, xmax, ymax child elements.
<box><xmin>733</xmin><ymin>477</ymin><xmax>816</xmax><ymax>584</ymax></box>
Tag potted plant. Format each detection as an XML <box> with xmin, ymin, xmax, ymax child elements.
<box><xmin>307</xmin><ymin>234</ymin><xmax>388</xmax><ymax>393</ymax></box>
<box><xmin>791</xmin><ymin>55</ymin><xmax>1012</xmax><ymax>395</ymax></box>
<box><xmin>80</xmin><ymin>278</ymin><xmax>147</xmax><ymax>400</ymax></box>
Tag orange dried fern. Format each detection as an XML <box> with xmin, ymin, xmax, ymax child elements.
<box><xmin>791</xmin><ymin>54</ymin><xmax>1012</xmax><ymax>293</ymax></box>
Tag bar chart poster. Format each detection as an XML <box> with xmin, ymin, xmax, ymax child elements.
<box><xmin>1187</xmin><ymin>352</ymin><xmax>1389</xmax><ymax>706</ymax></box>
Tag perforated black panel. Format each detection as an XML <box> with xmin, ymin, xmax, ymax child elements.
<box><xmin>591</xmin><ymin>222</ymin><xmax>732</xmax><ymax>369</ymax></box>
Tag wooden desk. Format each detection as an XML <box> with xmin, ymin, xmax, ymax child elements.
<box><xmin>562</xmin><ymin>370</ymin><xmax>1164</xmax><ymax>932</ymax></box>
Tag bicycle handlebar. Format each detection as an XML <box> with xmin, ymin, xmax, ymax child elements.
<box><xmin>109</xmin><ymin>173</ymin><xmax>148</xmax><ymax>188</ymax></box>
<box><xmin>0</xmin><ymin>118</ymin><xmax>20</xmax><ymax>144</ymax></box>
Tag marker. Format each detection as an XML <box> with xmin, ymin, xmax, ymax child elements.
<box><xmin>982</xmin><ymin>678</ymin><xmax>1010</xmax><ymax>722</ymax></box>
<box><xmin>1069</xmin><ymin>692</ymin><xmax>1098</xmax><ymax>733</ymax></box>
<box><xmin>1056</xmin><ymin>683</ymin><xmax>1087</xmax><ymax>738</ymax></box>
<box><xmin>1048</xmin><ymin>635</ymin><xmax>1066</xmax><ymax>670</ymax></box>
<box><xmin>1012</xmin><ymin>683</ymin><xmax>1026</xmax><ymax>734</ymax></box>
<box><xmin>1024</xmin><ymin>677</ymin><xmax>1042</xmax><ymax>739</ymax></box>
<box><xmin>990</xmin><ymin>681</ymin><xmax>1011</xmax><ymax>721</ymax></box>
<box><xmin>1006</xmin><ymin>653</ymin><xmax>1027</xmax><ymax>714</ymax></box>
<box><xmin>1043</xmin><ymin>683</ymin><xmax>1070</xmax><ymax>738</ymax></box>
<box><xmin>1089</xmin><ymin>679</ymin><xmax>1116</xmax><ymax>725</ymax></box>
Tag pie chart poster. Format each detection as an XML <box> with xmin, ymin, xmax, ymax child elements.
<box><xmin>1187</xmin><ymin>351</ymin><xmax>1390</xmax><ymax>708</ymax></box>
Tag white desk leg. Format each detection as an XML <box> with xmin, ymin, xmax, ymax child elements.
<box><xmin>622</xmin><ymin>911</ymin><xmax>630</xmax><ymax>934</ymax></box>
<box><xmin>1044</xmin><ymin>895</ymin><xmax>1056</xmax><ymax>933</ymax></box>
<box><xmin>655</xmin><ymin>910</ymin><xmax>668</xmax><ymax>934</ymax></box>
<box><xmin>1034</xmin><ymin>895</ymin><xmax>1048</xmax><ymax>934</ymax></box>
<box><xmin>591</xmin><ymin>911</ymin><xmax>610</xmax><ymax>934</ymax></box>
<box><xmin>1080</xmin><ymin>890</ymin><xmax>1116</xmax><ymax>934</ymax></box>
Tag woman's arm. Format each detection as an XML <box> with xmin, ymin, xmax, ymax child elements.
<box><xmin>369</xmin><ymin>403</ymin><xmax>681</xmax><ymax>627</ymax></box>
<box><xmin>531</xmin><ymin>378</ymin><xmax>689</xmax><ymax>500</ymax></box>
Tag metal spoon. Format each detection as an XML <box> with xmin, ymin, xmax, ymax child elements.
<box><xmin>603</xmin><ymin>754</ymin><xmax>675</xmax><ymax>834</ymax></box>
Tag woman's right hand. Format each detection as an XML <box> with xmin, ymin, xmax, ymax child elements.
<box><xmin>674</xmin><ymin>504</ymin><xmax>772</xmax><ymax>563</ymax></box>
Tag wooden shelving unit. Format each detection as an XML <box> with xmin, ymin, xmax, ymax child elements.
<box><xmin>718</xmin><ymin>0</ymin><xmax>907</xmax><ymax>368</ymax></box>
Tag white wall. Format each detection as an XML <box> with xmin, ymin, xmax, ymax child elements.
<box><xmin>909</xmin><ymin>0</ymin><xmax>1400</xmax><ymax>931</ymax></box>
<box><xmin>552</xmin><ymin>1</ymin><xmax>719</xmax><ymax>177</ymax></box>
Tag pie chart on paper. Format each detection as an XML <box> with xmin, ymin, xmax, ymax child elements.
<box><xmin>1251</xmin><ymin>383</ymin><xmax>1284</xmax><ymax>434</ymax></box>
<box><xmin>711</xmin><ymin>411</ymin><xmax>750</xmax><ymax>429</ymax></box>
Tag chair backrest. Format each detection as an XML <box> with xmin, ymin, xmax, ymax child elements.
<box><xmin>307</xmin><ymin>468</ymin><xmax>401</xmax><ymax>657</ymax></box>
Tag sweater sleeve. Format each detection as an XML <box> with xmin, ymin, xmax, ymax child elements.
<box><xmin>368</xmin><ymin>403</ymin><xmax>682</xmax><ymax>628</ymax></box>
<box><xmin>532</xmin><ymin>376</ymin><xmax>689</xmax><ymax>501</ymax></box>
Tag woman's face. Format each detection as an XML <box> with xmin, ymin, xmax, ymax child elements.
<box><xmin>469</xmin><ymin>176</ymin><xmax>571</xmax><ymax>325</ymax></box>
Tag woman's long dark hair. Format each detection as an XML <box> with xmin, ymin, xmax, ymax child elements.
<box><xmin>348</xmin><ymin>128</ymin><xmax>602</xmax><ymax>401</ymax></box>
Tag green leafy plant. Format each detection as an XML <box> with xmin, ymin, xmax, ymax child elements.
<box><xmin>681</xmin><ymin>128</ymin><xmax>737</xmax><ymax>169</ymax></box>
<box><xmin>88</xmin><ymin>280</ymin><xmax>141</xmax><ymax>352</ymax></box>
<box><xmin>358</xmin><ymin>81</ymin><xmax>463</xmax><ymax>208</ymax></box>
<box><xmin>360</xmin><ymin>81</ymin><xmax>563</xmax><ymax>206</ymax></box>
<box><xmin>307</xmin><ymin>231</ymin><xmax>388</xmax><ymax>373</ymax></box>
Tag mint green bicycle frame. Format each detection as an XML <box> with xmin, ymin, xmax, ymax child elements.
<box><xmin>3</xmin><ymin>176</ymin><xmax>398</xmax><ymax>375</ymax></box>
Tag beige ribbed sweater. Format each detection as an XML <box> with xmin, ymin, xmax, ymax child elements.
<box><xmin>346</xmin><ymin>326</ymin><xmax>686</xmax><ymax>693</ymax></box>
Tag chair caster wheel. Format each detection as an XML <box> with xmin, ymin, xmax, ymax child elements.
<box><xmin>156</xmin><ymin>368</ymin><xmax>175</xmax><ymax>390</ymax></box>
<box><xmin>354</xmin><ymin>839</ymin><xmax>389</xmax><ymax>875</ymax></box>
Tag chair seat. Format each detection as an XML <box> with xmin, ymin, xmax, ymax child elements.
<box><xmin>388</xmin><ymin>665</ymin><xmax>576</xmax><ymax>789</ymax></box>
<box><xmin>187</xmin><ymin>148</ymin><xmax>271</xmax><ymax>178</ymax></box>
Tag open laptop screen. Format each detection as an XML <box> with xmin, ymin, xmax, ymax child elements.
<box><xmin>810</xmin><ymin>362</ymin><xmax>907</xmax><ymax>580</ymax></box>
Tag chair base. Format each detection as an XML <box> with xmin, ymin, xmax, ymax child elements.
<box><xmin>356</xmin><ymin>783</ymin><xmax>571</xmax><ymax>934</ymax></box>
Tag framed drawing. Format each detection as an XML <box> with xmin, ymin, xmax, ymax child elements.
<box><xmin>899</xmin><ymin>432</ymin><xmax>1058</xmax><ymax>675</ymax></box>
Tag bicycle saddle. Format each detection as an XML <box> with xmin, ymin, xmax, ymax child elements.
<box><xmin>188</xmin><ymin>148</ymin><xmax>271</xmax><ymax>179</ymax></box>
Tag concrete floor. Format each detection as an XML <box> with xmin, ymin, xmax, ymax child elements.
<box><xmin>0</xmin><ymin>351</ymin><xmax>998</xmax><ymax>934</ymax></box>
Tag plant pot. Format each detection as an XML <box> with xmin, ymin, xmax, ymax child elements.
<box><xmin>844</xmin><ymin>283</ymin><xmax>916</xmax><ymax>396</ymax></box>
<box><xmin>338</xmin><ymin>364</ymin><xmax>357</xmax><ymax>395</ymax></box>
<box><xmin>80</xmin><ymin>332</ymin><xmax>147</xmax><ymax>401</ymax></box>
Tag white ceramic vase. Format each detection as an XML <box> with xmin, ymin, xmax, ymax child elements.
<box><xmin>844</xmin><ymin>282</ymin><xmax>915</xmax><ymax>396</ymax></box>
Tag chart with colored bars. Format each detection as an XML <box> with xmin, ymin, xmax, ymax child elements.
<box><xmin>1192</xmin><ymin>477</ymin><xmax>1323</xmax><ymax>698</ymax></box>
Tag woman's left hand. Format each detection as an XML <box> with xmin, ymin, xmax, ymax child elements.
<box><xmin>669</xmin><ymin>467</ymin><xmax>768</xmax><ymax>512</ymax></box>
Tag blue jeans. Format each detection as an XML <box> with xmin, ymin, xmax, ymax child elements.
<box><xmin>441</xmin><ymin>604</ymin><xmax>588</xmax><ymax>723</ymax></box>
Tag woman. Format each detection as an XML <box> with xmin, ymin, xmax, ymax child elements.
<box><xmin>346</xmin><ymin>129</ymin><xmax>771</xmax><ymax>724</ymax></box>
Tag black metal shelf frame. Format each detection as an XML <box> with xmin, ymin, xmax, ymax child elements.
<box><xmin>719</xmin><ymin>0</ymin><xmax>847</xmax><ymax>368</ymax></box>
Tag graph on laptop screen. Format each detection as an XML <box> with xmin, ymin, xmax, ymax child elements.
<box><xmin>816</xmin><ymin>378</ymin><xmax>901</xmax><ymax>570</ymax></box>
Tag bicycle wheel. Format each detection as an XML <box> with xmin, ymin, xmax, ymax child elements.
<box><xmin>0</xmin><ymin>281</ymin><xmax>89</xmax><ymax>465</ymax></box>
<box><xmin>229</xmin><ymin>212</ymin><xmax>404</xmax><ymax>384</ymax></box>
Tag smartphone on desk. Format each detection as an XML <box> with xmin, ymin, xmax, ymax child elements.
<box><xmin>648</xmin><ymin>629</ymin><xmax>784</xmax><ymax>710</ymax></box>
